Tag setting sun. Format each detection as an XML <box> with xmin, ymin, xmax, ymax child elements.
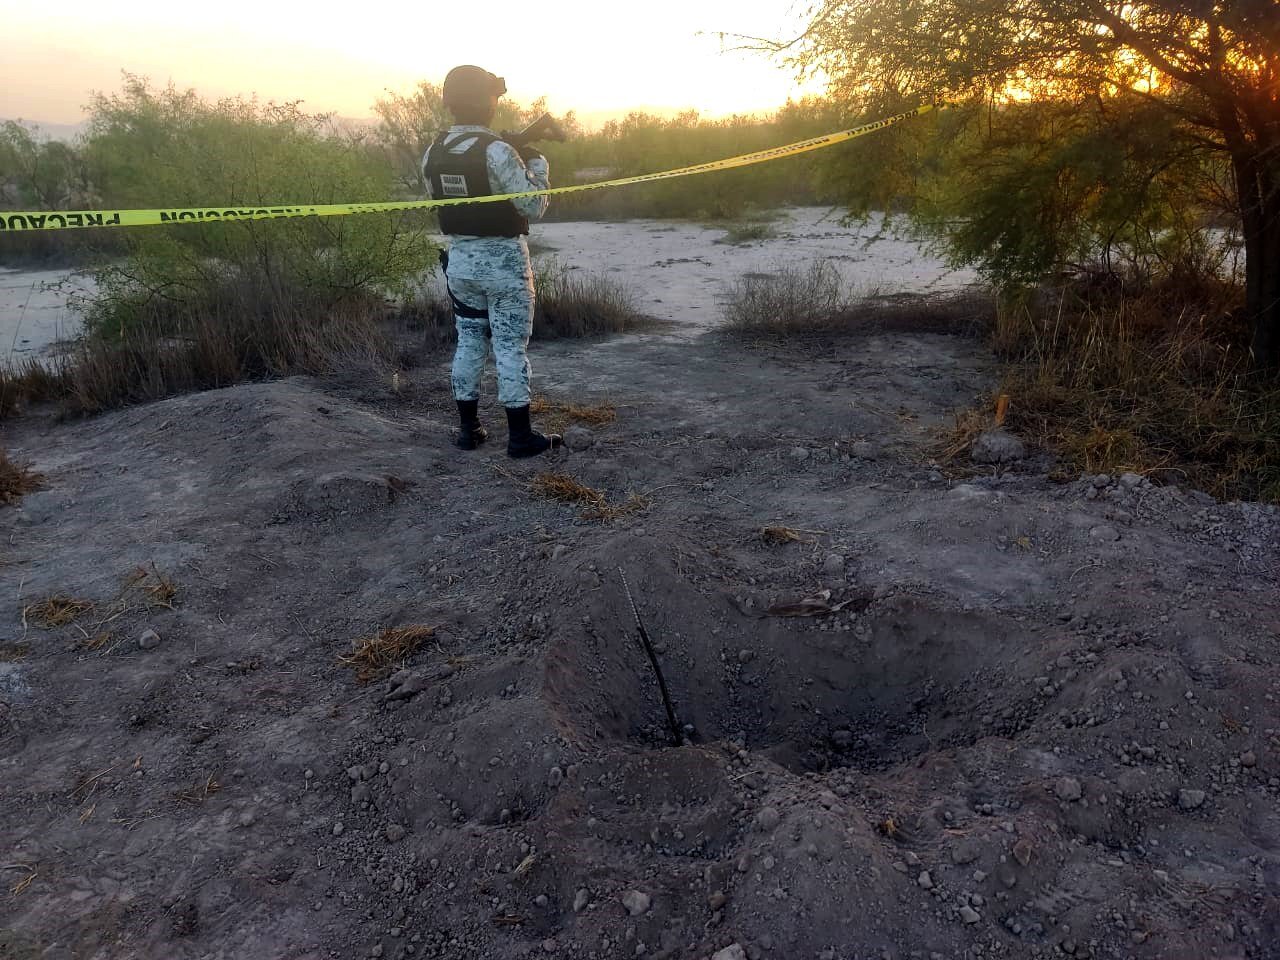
<box><xmin>0</xmin><ymin>0</ymin><xmax>823</xmax><ymax>125</ymax></box>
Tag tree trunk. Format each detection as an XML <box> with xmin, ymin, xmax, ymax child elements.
<box><xmin>1234</xmin><ymin>150</ymin><xmax>1280</xmax><ymax>371</ymax></box>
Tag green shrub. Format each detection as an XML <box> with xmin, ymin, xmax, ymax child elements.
<box><xmin>77</xmin><ymin>76</ymin><xmax>434</xmax><ymax>338</ymax></box>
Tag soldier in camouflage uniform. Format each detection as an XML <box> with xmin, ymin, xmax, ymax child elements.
<box><xmin>423</xmin><ymin>65</ymin><xmax>561</xmax><ymax>459</ymax></box>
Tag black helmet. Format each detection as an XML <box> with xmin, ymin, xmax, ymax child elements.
<box><xmin>443</xmin><ymin>65</ymin><xmax>507</xmax><ymax>109</ymax></box>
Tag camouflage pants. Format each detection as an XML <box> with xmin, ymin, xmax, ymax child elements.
<box><xmin>447</xmin><ymin>274</ymin><xmax>535</xmax><ymax>407</ymax></box>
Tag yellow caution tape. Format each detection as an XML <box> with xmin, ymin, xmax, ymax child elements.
<box><xmin>0</xmin><ymin>105</ymin><xmax>932</xmax><ymax>232</ymax></box>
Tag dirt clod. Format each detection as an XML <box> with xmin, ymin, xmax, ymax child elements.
<box><xmin>621</xmin><ymin>890</ymin><xmax>651</xmax><ymax>916</ymax></box>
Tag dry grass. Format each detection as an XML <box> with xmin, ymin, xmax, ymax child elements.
<box><xmin>534</xmin><ymin>264</ymin><xmax>650</xmax><ymax>339</ymax></box>
<box><xmin>24</xmin><ymin>595</ymin><xmax>95</xmax><ymax>629</ymax></box>
<box><xmin>993</xmin><ymin>289</ymin><xmax>1280</xmax><ymax>501</ymax></box>
<box><xmin>173</xmin><ymin>774</ymin><xmax>222</xmax><ymax>805</ymax></box>
<box><xmin>125</xmin><ymin>565</ymin><xmax>177</xmax><ymax>609</ymax></box>
<box><xmin>715</xmin><ymin>222</ymin><xmax>777</xmax><ymax>245</ymax></box>
<box><xmin>78</xmin><ymin>631</ymin><xmax>115</xmax><ymax>652</ymax></box>
<box><xmin>0</xmin><ymin>449</ymin><xmax>44</xmax><ymax>505</ymax></box>
<box><xmin>1</xmin><ymin>295</ymin><xmax>396</xmax><ymax>420</ymax></box>
<box><xmin>582</xmin><ymin>493</ymin><xmax>651</xmax><ymax>522</ymax></box>
<box><xmin>529</xmin><ymin>396</ymin><xmax>618</xmax><ymax>433</ymax></box>
<box><xmin>530</xmin><ymin>472</ymin><xmax>607</xmax><ymax>508</ymax></box>
<box><xmin>760</xmin><ymin>526</ymin><xmax>818</xmax><ymax>545</ymax></box>
<box><xmin>0</xmin><ymin>641</ymin><xmax>31</xmax><ymax>661</ymax></box>
<box><xmin>528</xmin><ymin>471</ymin><xmax>650</xmax><ymax>522</ymax></box>
<box><xmin>340</xmin><ymin>625</ymin><xmax>434</xmax><ymax>684</ymax></box>
<box><xmin>934</xmin><ymin>408</ymin><xmax>993</xmax><ymax>462</ymax></box>
<box><xmin>722</xmin><ymin>263</ymin><xmax>993</xmax><ymax>338</ymax></box>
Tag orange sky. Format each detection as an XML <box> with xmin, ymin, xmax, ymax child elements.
<box><xmin>0</xmin><ymin>0</ymin><xmax>823</xmax><ymax>127</ymax></box>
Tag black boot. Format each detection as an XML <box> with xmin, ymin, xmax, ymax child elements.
<box><xmin>505</xmin><ymin>404</ymin><xmax>562</xmax><ymax>459</ymax></box>
<box><xmin>455</xmin><ymin>399</ymin><xmax>488</xmax><ymax>451</ymax></box>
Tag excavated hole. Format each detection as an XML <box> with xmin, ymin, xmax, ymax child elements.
<box><xmin>548</xmin><ymin>595</ymin><xmax>1043</xmax><ymax>773</ymax></box>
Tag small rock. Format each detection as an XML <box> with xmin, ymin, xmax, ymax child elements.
<box><xmin>534</xmin><ymin>894</ymin><xmax>549</xmax><ymax>908</ymax></box>
<box><xmin>1089</xmin><ymin>525</ymin><xmax>1121</xmax><ymax>542</ymax></box>
<box><xmin>1012</xmin><ymin>836</ymin><xmax>1034</xmax><ymax>867</ymax></box>
<box><xmin>573</xmin><ymin>888</ymin><xmax>590</xmax><ymax>913</ymax></box>
<box><xmin>237</xmin><ymin>809</ymin><xmax>256</xmax><ymax>828</ymax></box>
<box><xmin>138</xmin><ymin>629</ymin><xmax>161</xmax><ymax>650</ymax></box>
<box><xmin>830</xmin><ymin>729</ymin><xmax>854</xmax><ymax>749</ymax></box>
<box><xmin>1178</xmin><ymin>788</ymin><xmax>1207</xmax><ymax>811</ymax></box>
<box><xmin>707</xmin><ymin>890</ymin><xmax>728</xmax><ymax>911</ymax></box>
<box><xmin>917</xmin><ymin>871</ymin><xmax>934</xmax><ymax>890</ymax></box>
<box><xmin>1055</xmin><ymin>777</ymin><xmax>1084</xmax><ymax>802</ymax></box>
<box><xmin>712</xmin><ymin>946</ymin><xmax>747</xmax><ymax>960</ymax></box>
<box><xmin>959</xmin><ymin>906</ymin><xmax>981</xmax><ymax>924</ymax></box>
<box><xmin>789</xmin><ymin>446</ymin><xmax>811</xmax><ymax>462</ymax></box>
<box><xmin>564</xmin><ymin>425</ymin><xmax>595</xmax><ymax>452</ymax></box>
<box><xmin>950</xmin><ymin>841</ymin><xmax>981</xmax><ymax>865</ymax></box>
<box><xmin>385</xmin><ymin>823</ymin><xmax>406</xmax><ymax>842</ymax></box>
<box><xmin>970</xmin><ymin>430</ymin><xmax>1026</xmax><ymax>464</ymax></box>
<box><xmin>754</xmin><ymin>806</ymin><xmax>781</xmax><ymax>831</ymax></box>
<box><xmin>1240</xmin><ymin>751</ymin><xmax>1257</xmax><ymax>768</ymax></box>
<box><xmin>548</xmin><ymin>766</ymin><xmax>564</xmax><ymax>789</ymax></box>
<box><xmin>1119</xmin><ymin>472</ymin><xmax>1144</xmax><ymax>488</ymax></box>
<box><xmin>821</xmin><ymin>554</ymin><xmax>845</xmax><ymax>576</ymax></box>
<box><xmin>621</xmin><ymin>890</ymin><xmax>651</xmax><ymax>916</ymax></box>
<box><xmin>332</xmin><ymin>821</ymin><xmax>344</xmax><ymax>836</ymax></box>
<box><xmin>737</xmin><ymin>649</ymin><xmax>754</xmax><ymax>665</ymax></box>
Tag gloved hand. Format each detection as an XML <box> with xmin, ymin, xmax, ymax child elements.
<box><xmin>501</xmin><ymin>135</ymin><xmax>544</xmax><ymax>164</ymax></box>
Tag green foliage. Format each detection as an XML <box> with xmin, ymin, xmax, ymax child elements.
<box><xmin>539</xmin><ymin>103</ymin><xmax>837</xmax><ymax>220</ymax></box>
<box><xmin>893</xmin><ymin>99</ymin><xmax>1234</xmax><ymax>289</ymax></box>
<box><xmin>78</xmin><ymin>76</ymin><xmax>432</xmax><ymax>336</ymax></box>
<box><xmin>787</xmin><ymin>0</ymin><xmax>1280</xmax><ymax>366</ymax></box>
<box><xmin>0</xmin><ymin>121</ymin><xmax>88</xmax><ymax>208</ymax></box>
<box><xmin>0</xmin><ymin>121</ymin><xmax>119</xmax><ymax>264</ymax></box>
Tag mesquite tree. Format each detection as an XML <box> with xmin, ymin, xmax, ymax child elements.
<box><xmin>785</xmin><ymin>0</ymin><xmax>1280</xmax><ymax>368</ymax></box>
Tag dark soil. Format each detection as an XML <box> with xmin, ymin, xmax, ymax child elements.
<box><xmin>2</xmin><ymin>319</ymin><xmax>1278</xmax><ymax>960</ymax></box>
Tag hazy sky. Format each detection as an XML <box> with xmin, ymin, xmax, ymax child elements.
<box><xmin>0</xmin><ymin>1</ymin><xmax>822</xmax><ymax>126</ymax></box>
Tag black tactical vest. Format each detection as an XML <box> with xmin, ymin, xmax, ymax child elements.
<box><xmin>423</xmin><ymin>131</ymin><xmax>530</xmax><ymax>238</ymax></box>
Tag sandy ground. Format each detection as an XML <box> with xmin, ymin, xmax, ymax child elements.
<box><xmin>0</xmin><ymin>209</ymin><xmax>975</xmax><ymax>360</ymax></box>
<box><xmin>2</xmin><ymin>214</ymin><xmax>1278</xmax><ymax>960</ymax></box>
<box><xmin>0</xmin><ymin>268</ymin><xmax>93</xmax><ymax>361</ymax></box>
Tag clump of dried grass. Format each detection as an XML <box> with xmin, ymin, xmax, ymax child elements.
<box><xmin>582</xmin><ymin>494</ymin><xmax>651</xmax><ymax>522</ymax></box>
<box><xmin>24</xmin><ymin>595</ymin><xmax>95</xmax><ymax>629</ymax></box>
<box><xmin>0</xmin><ymin>449</ymin><xmax>44</xmax><ymax>505</ymax></box>
<box><xmin>760</xmin><ymin>526</ymin><xmax>817</xmax><ymax>545</ymax></box>
<box><xmin>994</xmin><ymin>289</ymin><xmax>1280</xmax><ymax>501</ymax></box>
<box><xmin>0</xmin><ymin>292</ymin><xmax>396</xmax><ymax>420</ymax></box>
<box><xmin>529</xmin><ymin>396</ymin><xmax>617</xmax><ymax>433</ymax></box>
<box><xmin>124</xmin><ymin>565</ymin><xmax>177</xmax><ymax>609</ymax></box>
<box><xmin>173</xmin><ymin>774</ymin><xmax>222</xmax><ymax>805</ymax></box>
<box><xmin>529</xmin><ymin>471</ymin><xmax>650</xmax><ymax>523</ymax></box>
<box><xmin>534</xmin><ymin>263</ymin><xmax>650</xmax><ymax>339</ymax></box>
<box><xmin>530</xmin><ymin>472</ymin><xmax>607</xmax><ymax>508</ymax></box>
<box><xmin>0</xmin><ymin>641</ymin><xmax>31</xmax><ymax>661</ymax></box>
<box><xmin>722</xmin><ymin>262</ymin><xmax>993</xmax><ymax>338</ymax></box>
<box><xmin>933</xmin><ymin>408</ymin><xmax>992</xmax><ymax>462</ymax></box>
<box><xmin>340</xmin><ymin>625</ymin><xmax>434</xmax><ymax>684</ymax></box>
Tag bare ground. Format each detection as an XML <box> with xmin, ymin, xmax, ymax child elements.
<box><xmin>2</xmin><ymin>314</ymin><xmax>1279</xmax><ymax>960</ymax></box>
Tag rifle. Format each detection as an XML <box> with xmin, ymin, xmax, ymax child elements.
<box><xmin>502</xmin><ymin>113</ymin><xmax>568</xmax><ymax>147</ymax></box>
